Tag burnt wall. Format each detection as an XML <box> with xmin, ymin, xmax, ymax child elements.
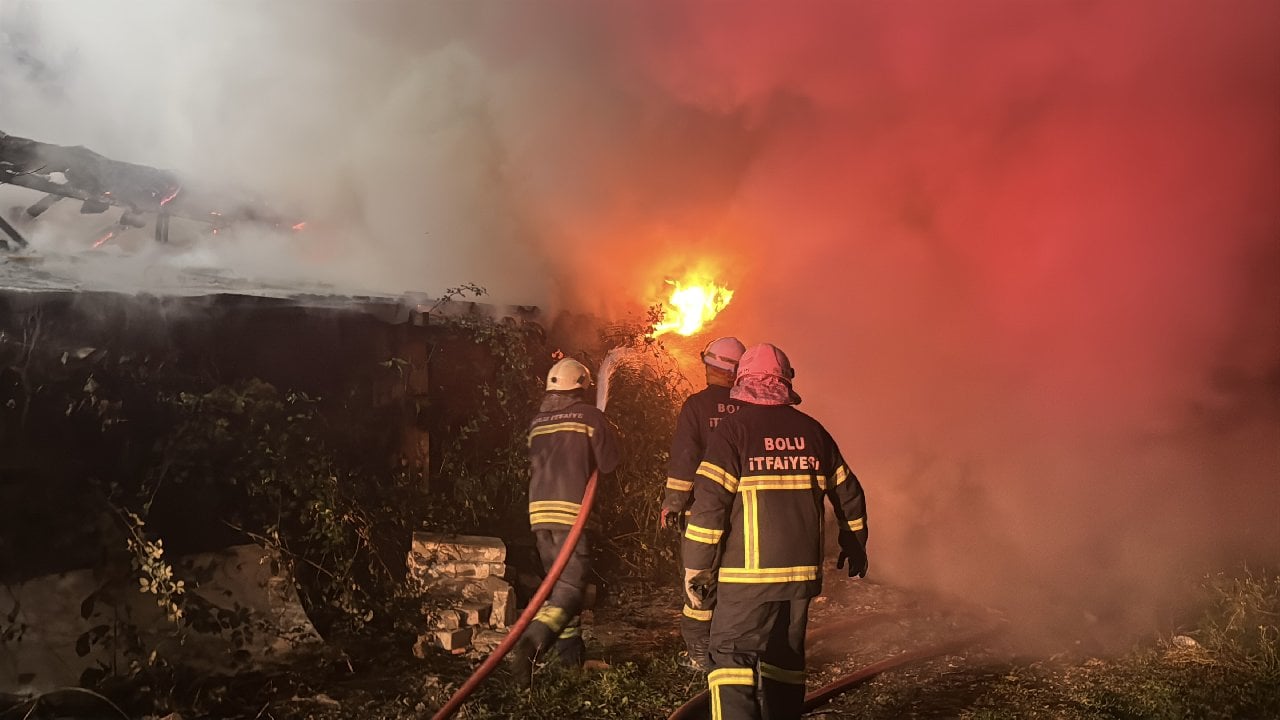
<box><xmin>0</xmin><ymin>290</ymin><xmax>594</xmax><ymax>580</ymax></box>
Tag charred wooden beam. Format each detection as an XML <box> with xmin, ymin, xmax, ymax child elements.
<box><xmin>0</xmin><ymin>130</ymin><xmax>302</xmax><ymax>242</ymax></box>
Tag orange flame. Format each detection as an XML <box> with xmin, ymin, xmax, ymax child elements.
<box><xmin>652</xmin><ymin>275</ymin><xmax>734</xmax><ymax>337</ymax></box>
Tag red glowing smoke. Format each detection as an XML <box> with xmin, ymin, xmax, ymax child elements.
<box><xmin>503</xmin><ymin>1</ymin><xmax>1280</xmax><ymax>629</ymax></box>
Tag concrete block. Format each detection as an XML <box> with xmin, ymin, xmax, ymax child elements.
<box><xmin>430</xmin><ymin>608</ymin><xmax>464</xmax><ymax>630</ymax></box>
<box><xmin>426</xmin><ymin>561</ymin><xmax>505</xmax><ymax>579</ymax></box>
<box><xmin>432</xmin><ymin>626</ymin><xmax>474</xmax><ymax>652</ymax></box>
<box><xmin>490</xmin><ymin>583</ymin><xmax>516</xmax><ymax>629</ymax></box>
<box><xmin>460</xmin><ymin>575</ymin><xmax>512</xmax><ymax>600</ymax></box>
<box><xmin>459</xmin><ymin>601</ymin><xmax>491</xmax><ymax>626</ymax></box>
<box><xmin>472</xmin><ymin>629</ymin><xmax>508</xmax><ymax>654</ymax></box>
<box><xmin>410</xmin><ymin>533</ymin><xmax>506</xmax><ymax>563</ymax></box>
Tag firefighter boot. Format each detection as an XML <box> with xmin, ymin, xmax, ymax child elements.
<box><xmin>506</xmin><ymin>620</ymin><xmax>556</xmax><ymax>689</ymax></box>
<box><xmin>546</xmin><ymin>631</ymin><xmax>585</xmax><ymax>670</ymax></box>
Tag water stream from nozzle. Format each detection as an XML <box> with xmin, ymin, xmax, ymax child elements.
<box><xmin>595</xmin><ymin>346</ymin><xmax>632</xmax><ymax>412</ymax></box>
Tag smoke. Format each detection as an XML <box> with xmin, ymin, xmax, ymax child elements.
<box><xmin>3</xmin><ymin>1</ymin><xmax>1278</xmax><ymax>640</ymax></box>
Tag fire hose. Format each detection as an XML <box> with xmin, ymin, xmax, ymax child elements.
<box><xmin>666</xmin><ymin>616</ymin><xmax>1005</xmax><ymax>720</ymax></box>
<box><xmin>430</xmin><ymin>470</ymin><xmax>599</xmax><ymax>720</ymax></box>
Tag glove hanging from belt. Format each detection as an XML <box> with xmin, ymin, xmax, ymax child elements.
<box><xmin>684</xmin><ymin>568</ymin><xmax>714</xmax><ymax>609</ymax></box>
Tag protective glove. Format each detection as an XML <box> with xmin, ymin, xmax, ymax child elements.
<box><xmin>659</xmin><ymin>507</ymin><xmax>680</xmax><ymax>530</ymax></box>
<box><xmin>684</xmin><ymin>568</ymin><xmax>714</xmax><ymax>609</ymax></box>
<box><xmin>836</xmin><ymin>539</ymin><xmax>868</xmax><ymax>578</ymax></box>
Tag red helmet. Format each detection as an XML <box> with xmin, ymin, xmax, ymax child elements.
<box><xmin>701</xmin><ymin>336</ymin><xmax>746</xmax><ymax>372</ymax></box>
<box><xmin>735</xmin><ymin>343</ymin><xmax>795</xmax><ymax>382</ymax></box>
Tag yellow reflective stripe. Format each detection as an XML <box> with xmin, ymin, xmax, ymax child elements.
<box><xmin>683</xmin><ymin>605</ymin><xmax>713</xmax><ymax>621</ymax></box>
<box><xmin>709</xmin><ymin>668</ymin><xmax>755</xmax><ymax>720</ymax></box>
<box><xmin>685</xmin><ymin>523</ymin><xmax>724</xmax><ymax>544</ymax></box>
<box><xmin>708</xmin><ymin>668</ymin><xmax>755</xmax><ymax>685</ymax></box>
<box><xmin>743</xmin><ymin>489</ymin><xmax>760</xmax><ymax>569</ymax></box>
<box><xmin>847</xmin><ymin>517</ymin><xmax>865</xmax><ymax>532</ymax></box>
<box><xmin>697</xmin><ymin>461</ymin><xmax>739</xmax><ymax>493</ymax></box>
<box><xmin>719</xmin><ymin>565</ymin><xmax>820</xmax><ymax>583</ymax></box>
<box><xmin>533</xmin><ymin>605</ymin><xmax>570</xmax><ymax>632</ymax></box>
<box><xmin>558</xmin><ymin>626</ymin><xmax>580</xmax><ymax>639</ymax></box>
<box><xmin>666</xmin><ymin>477</ymin><xmax>694</xmax><ymax>492</ymax></box>
<box><xmin>738</xmin><ymin>474</ymin><xmax>821</xmax><ymax>491</ymax></box>
<box><xmin>529</xmin><ymin>500</ymin><xmax>582</xmax><ymax>514</ymax></box>
<box><xmin>530</xmin><ymin>512</ymin><xmax>577</xmax><ymax>526</ymax></box>
<box><xmin>527</xmin><ymin>421</ymin><xmax>594</xmax><ymax>445</ymax></box>
<box><xmin>529</xmin><ymin>500</ymin><xmax>581</xmax><ymax>526</ymax></box>
<box><xmin>760</xmin><ymin>662</ymin><xmax>806</xmax><ymax>685</ymax></box>
<box><xmin>832</xmin><ymin>465</ymin><xmax>850</xmax><ymax>487</ymax></box>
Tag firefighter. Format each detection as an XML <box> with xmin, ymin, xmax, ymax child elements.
<box><xmin>683</xmin><ymin>343</ymin><xmax>868</xmax><ymax>720</ymax></box>
<box><xmin>660</xmin><ymin>336</ymin><xmax>747</xmax><ymax>671</ymax></box>
<box><xmin>507</xmin><ymin>357</ymin><xmax>621</xmax><ymax>687</ymax></box>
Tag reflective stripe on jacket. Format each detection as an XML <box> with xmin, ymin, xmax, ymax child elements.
<box><xmin>683</xmin><ymin>404</ymin><xmax>867</xmax><ymax>602</ymax></box>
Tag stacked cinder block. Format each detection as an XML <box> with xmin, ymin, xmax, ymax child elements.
<box><xmin>406</xmin><ymin>532</ymin><xmax>517</xmax><ymax>656</ymax></box>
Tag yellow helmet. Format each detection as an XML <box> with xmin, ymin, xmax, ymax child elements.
<box><xmin>546</xmin><ymin>357</ymin><xmax>592</xmax><ymax>391</ymax></box>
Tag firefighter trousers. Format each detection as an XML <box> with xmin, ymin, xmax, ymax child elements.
<box><xmin>706</xmin><ymin>596</ymin><xmax>809</xmax><ymax>720</ymax></box>
<box><xmin>528</xmin><ymin>528</ymin><xmax>590</xmax><ymax>666</ymax></box>
<box><xmin>678</xmin><ymin>514</ymin><xmax>719</xmax><ymax>664</ymax></box>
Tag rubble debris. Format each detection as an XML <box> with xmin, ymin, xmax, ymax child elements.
<box><xmin>407</xmin><ymin>533</ymin><xmax>516</xmax><ymax>656</ymax></box>
<box><xmin>0</xmin><ymin>544</ymin><xmax>320</xmax><ymax>695</ymax></box>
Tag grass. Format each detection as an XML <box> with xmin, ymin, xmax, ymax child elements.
<box><xmin>445</xmin><ymin>654</ymin><xmax>704</xmax><ymax>720</ymax></box>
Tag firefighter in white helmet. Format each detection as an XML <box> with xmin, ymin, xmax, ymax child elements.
<box><xmin>684</xmin><ymin>343</ymin><xmax>868</xmax><ymax>720</ymax></box>
<box><xmin>661</xmin><ymin>336</ymin><xmax>747</xmax><ymax>671</ymax></box>
<box><xmin>507</xmin><ymin>357</ymin><xmax>620</xmax><ymax>687</ymax></box>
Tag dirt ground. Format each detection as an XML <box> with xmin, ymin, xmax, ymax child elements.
<box><xmin>0</xmin><ymin>577</ymin><xmax>1063</xmax><ymax>719</ymax></box>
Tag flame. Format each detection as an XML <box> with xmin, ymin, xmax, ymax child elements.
<box><xmin>652</xmin><ymin>275</ymin><xmax>734</xmax><ymax>337</ymax></box>
<box><xmin>159</xmin><ymin>186</ymin><xmax>181</xmax><ymax>206</ymax></box>
<box><xmin>91</xmin><ymin>230</ymin><xmax>115</xmax><ymax>248</ymax></box>
<box><xmin>291</xmin><ymin>221</ymin><xmax>307</xmax><ymax>231</ymax></box>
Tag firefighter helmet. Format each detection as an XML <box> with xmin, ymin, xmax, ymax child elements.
<box><xmin>701</xmin><ymin>336</ymin><xmax>746</xmax><ymax>373</ymax></box>
<box><xmin>546</xmin><ymin>357</ymin><xmax>592</xmax><ymax>391</ymax></box>
<box><xmin>735</xmin><ymin>343</ymin><xmax>796</xmax><ymax>381</ymax></box>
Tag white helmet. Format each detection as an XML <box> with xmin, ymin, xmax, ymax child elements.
<box><xmin>701</xmin><ymin>336</ymin><xmax>746</xmax><ymax>373</ymax></box>
<box><xmin>546</xmin><ymin>357</ymin><xmax>591</xmax><ymax>391</ymax></box>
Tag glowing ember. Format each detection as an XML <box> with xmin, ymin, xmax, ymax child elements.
<box><xmin>159</xmin><ymin>186</ymin><xmax>181</xmax><ymax>206</ymax></box>
<box><xmin>652</xmin><ymin>275</ymin><xmax>734</xmax><ymax>337</ymax></box>
<box><xmin>291</xmin><ymin>221</ymin><xmax>307</xmax><ymax>231</ymax></box>
<box><xmin>91</xmin><ymin>230</ymin><xmax>116</xmax><ymax>248</ymax></box>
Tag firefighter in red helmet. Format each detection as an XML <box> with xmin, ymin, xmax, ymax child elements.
<box><xmin>683</xmin><ymin>344</ymin><xmax>868</xmax><ymax>720</ymax></box>
<box><xmin>507</xmin><ymin>357</ymin><xmax>621</xmax><ymax>687</ymax></box>
<box><xmin>661</xmin><ymin>336</ymin><xmax>747</xmax><ymax>671</ymax></box>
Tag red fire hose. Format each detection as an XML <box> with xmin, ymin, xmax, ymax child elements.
<box><xmin>666</xmin><ymin>617</ymin><xmax>1004</xmax><ymax>720</ymax></box>
<box><xmin>431</xmin><ymin>471</ymin><xmax>599</xmax><ymax>720</ymax></box>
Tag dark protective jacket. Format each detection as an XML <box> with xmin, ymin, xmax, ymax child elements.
<box><xmin>683</xmin><ymin>403</ymin><xmax>868</xmax><ymax>602</ymax></box>
<box><xmin>527</xmin><ymin>394</ymin><xmax>621</xmax><ymax>531</ymax></box>
<box><xmin>663</xmin><ymin>384</ymin><xmax>742</xmax><ymax>514</ymax></box>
